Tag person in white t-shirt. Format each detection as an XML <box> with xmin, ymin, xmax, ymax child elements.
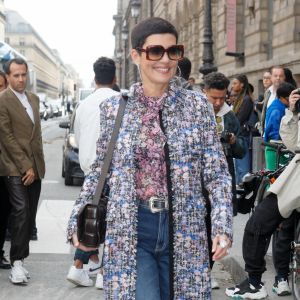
<box><xmin>74</xmin><ymin>57</ymin><xmax>120</xmax><ymax>175</ymax></box>
<box><xmin>67</xmin><ymin>57</ymin><xmax>120</xmax><ymax>289</ymax></box>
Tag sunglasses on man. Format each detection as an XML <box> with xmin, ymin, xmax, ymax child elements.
<box><xmin>135</xmin><ymin>45</ymin><xmax>184</xmax><ymax>61</ymax></box>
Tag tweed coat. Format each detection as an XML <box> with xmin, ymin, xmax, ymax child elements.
<box><xmin>0</xmin><ymin>88</ymin><xmax>45</xmax><ymax>178</ymax></box>
<box><xmin>67</xmin><ymin>82</ymin><xmax>233</xmax><ymax>299</ymax></box>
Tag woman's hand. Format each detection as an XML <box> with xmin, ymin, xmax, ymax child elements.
<box><xmin>212</xmin><ymin>234</ymin><xmax>231</xmax><ymax>261</ymax></box>
<box><xmin>72</xmin><ymin>233</ymin><xmax>98</xmax><ymax>252</ymax></box>
<box><xmin>288</xmin><ymin>89</ymin><xmax>300</xmax><ymax>112</ymax></box>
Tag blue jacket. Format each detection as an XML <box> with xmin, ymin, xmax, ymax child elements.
<box><xmin>264</xmin><ymin>98</ymin><xmax>287</xmax><ymax>142</ymax></box>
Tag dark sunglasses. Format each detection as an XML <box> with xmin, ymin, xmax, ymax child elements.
<box><xmin>136</xmin><ymin>45</ymin><xmax>184</xmax><ymax>61</ymax></box>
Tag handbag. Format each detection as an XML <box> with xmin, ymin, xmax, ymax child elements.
<box><xmin>77</xmin><ymin>95</ymin><xmax>127</xmax><ymax>248</ymax></box>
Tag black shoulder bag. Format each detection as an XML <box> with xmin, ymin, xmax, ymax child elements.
<box><xmin>77</xmin><ymin>96</ymin><xmax>127</xmax><ymax>248</ymax></box>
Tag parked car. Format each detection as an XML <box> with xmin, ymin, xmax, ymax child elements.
<box><xmin>59</xmin><ymin>109</ymin><xmax>84</xmax><ymax>185</ymax></box>
<box><xmin>48</xmin><ymin>98</ymin><xmax>63</xmax><ymax>117</ymax></box>
<box><xmin>38</xmin><ymin>93</ymin><xmax>54</xmax><ymax>120</ymax></box>
<box><xmin>39</xmin><ymin>101</ymin><xmax>48</xmax><ymax>120</ymax></box>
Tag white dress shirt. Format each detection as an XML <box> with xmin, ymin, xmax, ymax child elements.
<box><xmin>10</xmin><ymin>87</ymin><xmax>35</xmax><ymax>123</ymax></box>
<box><xmin>74</xmin><ymin>87</ymin><xmax>120</xmax><ymax>175</ymax></box>
<box><xmin>266</xmin><ymin>85</ymin><xmax>277</xmax><ymax>108</ymax></box>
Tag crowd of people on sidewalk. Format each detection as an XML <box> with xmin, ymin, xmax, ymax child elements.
<box><xmin>0</xmin><ymin>16</ymin><xmax>299</xmax><ymax>300</ymax></box>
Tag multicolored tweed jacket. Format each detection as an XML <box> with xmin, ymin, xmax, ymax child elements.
<box><xmin>67</xmin><ymin>81</ymin><xmax>233</xmax><ymax>299</ymax></box>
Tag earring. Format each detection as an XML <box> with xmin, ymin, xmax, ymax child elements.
<box><xmin>136</xmin><ymin>64</ymin><xmax>142</xmax><ymax>82</ymax></box>
<box><xmin>176</xmin><ymin>65</ymin><xmax>182</xmax><ymax>78</ymax></box>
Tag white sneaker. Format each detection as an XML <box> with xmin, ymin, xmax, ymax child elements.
<box><xmin>9</xmin><ymin>260</ymin><xmax>28</xmax><ymax>284</ymax></box>
<box><xmin>67</xmin><ymin>266</ymin><xmax>93</xmax><ymax>287</ymax></box>
<box><xmin>95</xmin><ymin>273</ymin><xmax>103</xmax><ymax>289</ymax></box>
<box><xmin>84</xmin><ymin>260</ymin><xmax>101</xmax><ymax>278</ymax></box>
<box><xmin>22</xmin><ymin>265</ymin><xmax>30</xmax><ymax>279</ymax></box>
<box><xmin>272</xmin><ymin>278</ymin><xmax>291</xmax><ymax>296</ymax></box>
<box><xmin>211</xmin><ymin>277</ymin><xmax>219</xmax><ymax>289</ymax></box>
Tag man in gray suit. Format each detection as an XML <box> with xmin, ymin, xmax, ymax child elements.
<box><xmin>0</xmin><ymin>58</ymin><xmax>45</xmax><ymax>284</ymax></box>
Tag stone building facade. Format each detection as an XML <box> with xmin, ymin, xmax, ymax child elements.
<box><xmin>4</xmin><ymin>9</ymin><xmax>77</xmax><ymax>99</ymax></box>
<box><xmin>0</xmin><ymin>0</ymin><xmax>5</xmax><ymax>40</ymax></box>
<box><xmin>114</xmin><ymin>0</ymin><xmax>300</xmax><ymax>97</ymax></box>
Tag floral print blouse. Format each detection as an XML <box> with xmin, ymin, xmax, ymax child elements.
<box><xmin>134</xmin><ymin>84</ymin><xmax>168</xmax><ymax>201</ymax></box>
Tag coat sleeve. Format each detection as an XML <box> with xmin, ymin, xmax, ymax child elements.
<box><xmin>66</xmin><ymin>99</ymin><xmax>117</xmax><ymax>241</ymax></box>
<box><xmin>199</xmin><ymin>99</ymin><xmax>233</xmax><ymax>241</ymax></box>
<box><xmin>236</xmin><ymin>95</ymin><xmax>253</xmax><ymax>127</ymax></box>
<box><xmin>279</xmin><ymin>110</ymin><xmax>299</xmax><ymax>152</ymax></box>
<box><xmin>0</xmin><ymin>101</ymin><xmax>32</xmax><ymax>174</ymax></box>
<box><xmin>228</xmin><ymin>112</ymin><xmax>245</xmax><ymax>159</ymax></box>
<box><xmin>264</xmin><ymin>109</ymin><xmax>282</xmax><ymax>142</ymax></box>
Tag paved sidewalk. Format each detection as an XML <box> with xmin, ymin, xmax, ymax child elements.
<box><xmin>0</xmin><ymin>253</ymin><xmax>233</xmax><ymax>300</ymax></box>
<box><xmin>1</xmin><ymin>198</ymin><xmax>293</xmax><ymax>299</ymax></box>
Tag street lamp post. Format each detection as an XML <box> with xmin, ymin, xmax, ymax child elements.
<box><xmin>131</xmin><ymin>0</ymin><xmax>141</xmax><ymax>22</ymax></box>
<box><xmin>199</xmin><ymin>0</ymin><xmax>217</xmax><ymax>77</ymax></box>
<box><xmin>116</xmin><ymin>49</ymin><xmax>123</xmax><ymax>88</ymax></box>
<box><xmin>130</xmin><ymin>0</ymin><xmax>141</xmax><ymax>83</ymax></box>
<box><xmin>121</xmin><ymin>25</ymin><xmax>129</xmax><ymax>89</ymax></box>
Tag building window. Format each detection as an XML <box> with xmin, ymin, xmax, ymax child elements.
<box><xmin>19</xmin><ymin>37</ymin><xmax>25</xmax><ymax>46</ymax></box>
<box><xmin>5</xmin><ymin>37</ymin><xmax>9</xmax><ymax>44</ymax></box>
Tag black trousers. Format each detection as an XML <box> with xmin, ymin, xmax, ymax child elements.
<box><xmin>243</xmin><ymin>193</ymin><xmax>294</xmax><ymax>279</ymax></box>
<box><xmin>4</xmin><ymin>177</ymin><xmax>41</xmax><ymax>263</ymax></box>
<box><xmin>0</xmin><ymin>177</ymin><xmax>11</xmax><ymax>257</ymax></box>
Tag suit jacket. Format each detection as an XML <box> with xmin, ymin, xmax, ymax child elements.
<box><xmin>260</xmin><ymin>88</ymin><xmax>271</xmax><ymax>134</ymax></box>
<box><xmin>268</xmin><ymin>110</ymin><xmax>300</xmax><ymax>217</ymax></box>
<box><xmin>0</xmin><ymin>88</ymin><xmax>45</xmax><ymax>178</ymax></box>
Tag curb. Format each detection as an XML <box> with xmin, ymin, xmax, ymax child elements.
<box><xmin>221</xmin><ymin>256</ymin><xmax>247</xmax><ymax>283</ymax></box>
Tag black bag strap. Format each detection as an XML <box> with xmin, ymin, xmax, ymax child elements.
<box><xmin>92</xmin><ymin>95</ymin><xmax>127</xmax><ymax>205</ymax></box>
<box><xmin>159</xmin><ymin>110</ymin><xmax>174</xmax><ymax>299</ymax></box>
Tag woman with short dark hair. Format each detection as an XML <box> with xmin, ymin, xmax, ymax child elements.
<box><xmin>67</xmin><ymin>17</ymin><xmax>233</xmax><ymax>299</ymax></box>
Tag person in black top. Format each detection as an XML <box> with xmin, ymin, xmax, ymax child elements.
<box><xmin>176</xmin><ymin>57</ymin><xmax>193</xmax><ymax>90</ymax></box>
<box><xmin>231</xmin><ymin>74</ymin><xmax>254</xmax><ymax>185</ymax></box>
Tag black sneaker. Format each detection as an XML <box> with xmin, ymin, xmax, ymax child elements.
<box><xmin>225</xmin><ymin>278</ymin><xmax>268</xmax><ymax>299</ymax></box>
<box><xmin>0</xmin><ymin>255</ymin><xmax>11</xmax><ymax>269</ymax></box>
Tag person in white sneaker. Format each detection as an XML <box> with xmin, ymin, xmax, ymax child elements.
<box><xmin>10</xmin><ymin>260</ymin><xmax>29</xmax><ymax>284</ymax></box>
<box><xmin>226</xmin><ymin>89</ymin><xmax>300</xmax><ymax>299</ymax></box>
<box><xmin>67</xmin><ymin>57</ymin><xmax>119</xmax><ymax>289</ymax></box>
<box><xmin>0</xmin><ymin>58</ymin><xmax>45</xmax><ymax>285</ymax></box>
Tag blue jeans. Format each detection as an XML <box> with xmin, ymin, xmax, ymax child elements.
<box><xmin>136</xmin><ymin>204</ymin><xmax>170</xmax><ymax>300</ymax></box>
<box><xmin>235</xmin><ymin>136</ymin><xmax>251</xmax><ymax>184</ymax></box>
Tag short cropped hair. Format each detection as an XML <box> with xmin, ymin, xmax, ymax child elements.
<box><xmin>269</xmin><ymin>65</ymin><xmax>284</xmax><ymax>75</ymax></box>
<box><xmin>131</xmin><ymin>17</ymin><xmax>178</xmax><ymax>50</ymax></box>
<box><xmin>203</xmin><ymin>72</ymin><xmax>230</xmax><ymax>90</ymax></box>
<box><xmin>4</xmin><ymin>58</ymin><xmax>28</xmax><ymax>75</ymax></box>
<box><xmin>177</xmin><ymin>57</ymin><xmax>191</xmax><ymax>80</ymax></box>
<box><xmin>276</xmin><ymin>82</ymin><xmax>295</xmax><ymax>99</ymax></box>
<box><xmin>93</xmin><ymin>57</ymin><xmax>116</xmax><ymax>85</ymax></box>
